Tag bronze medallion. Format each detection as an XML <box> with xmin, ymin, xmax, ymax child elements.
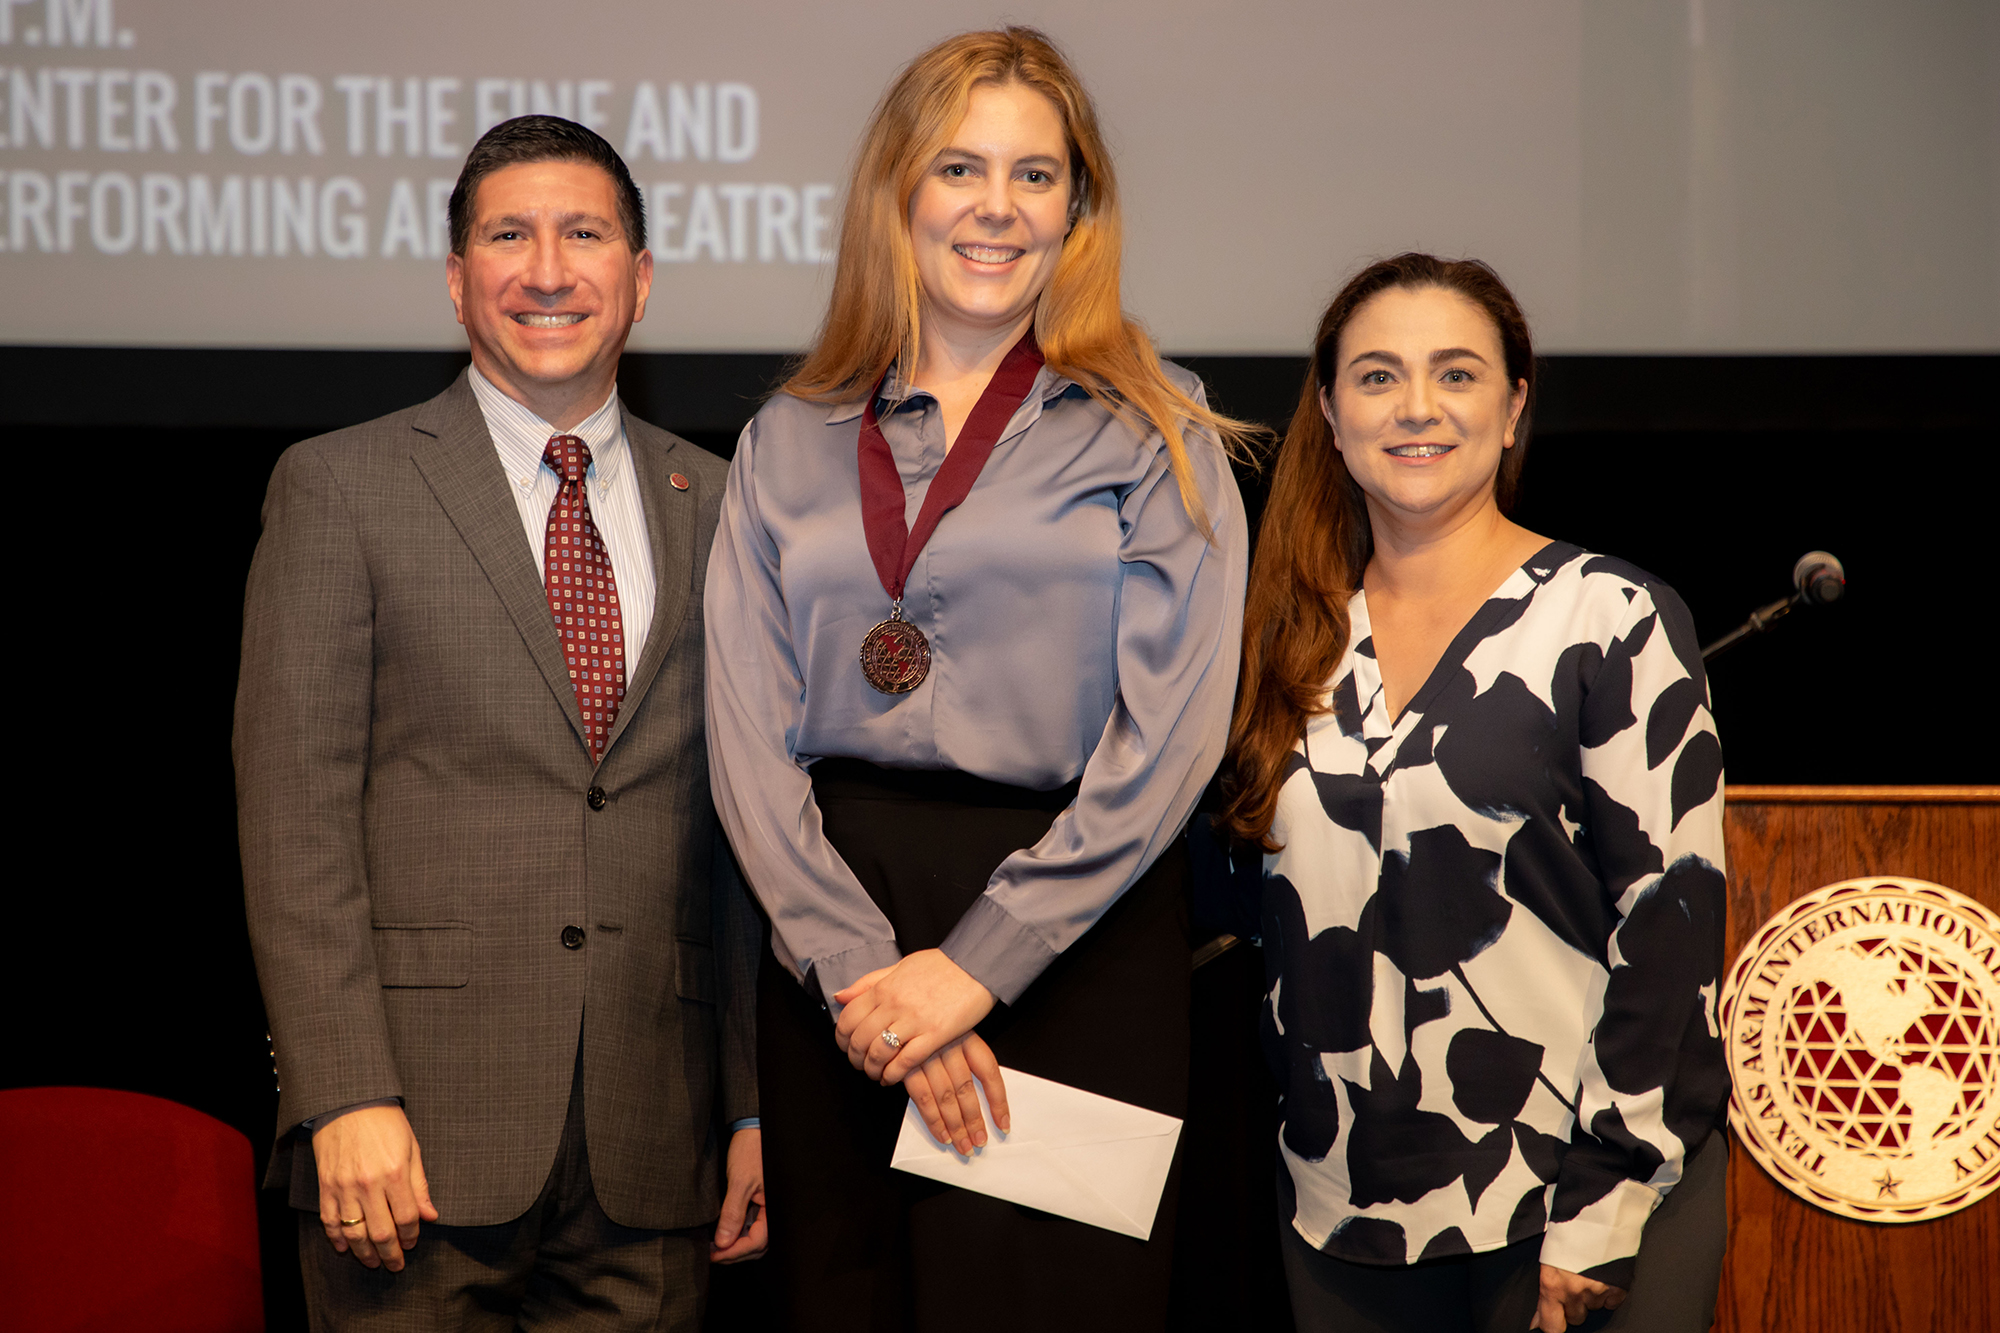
<box><xmin>859</xmin><ymin>613</ymin><xmax>931</xmax><ymax>694</ymax></box>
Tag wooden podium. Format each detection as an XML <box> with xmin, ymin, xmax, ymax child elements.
<box><xmin>1715</xmin><ymin>786</ymin><xmax>1998</xmax><ymax>1333</ymax></box>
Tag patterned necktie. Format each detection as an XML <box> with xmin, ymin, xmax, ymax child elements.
<box><xmin>541</xmin><ymin>435</ymin><xmax>626</xmax><ymax>764</ymax></box>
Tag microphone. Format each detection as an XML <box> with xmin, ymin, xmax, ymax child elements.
<box><xmin>1793</xmin><ymin>551</ymin><xmax>1845</xmax><ymax>606</ymax></box>
<box><xmin>1701</xmin><ymin>551</ymin><xmax>1847</xmax><ymax>662</ymax></box>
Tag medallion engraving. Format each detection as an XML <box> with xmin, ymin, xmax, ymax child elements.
<box><xmin>859</xmin><ymin>615</ymin><xmax>931</xmax><ymax>694</ymax></box>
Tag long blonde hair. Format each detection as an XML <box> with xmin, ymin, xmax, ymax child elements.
<box><xmin>783</xmin><ymin>26</ymin><xmax>1254</xmax><ymax>536</ymax></box>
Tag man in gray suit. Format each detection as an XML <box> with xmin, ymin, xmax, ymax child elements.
<box><xmin>235</xmin><ymin>116</ymin><xmax>763</xmax><ymax>1330</ymax></box>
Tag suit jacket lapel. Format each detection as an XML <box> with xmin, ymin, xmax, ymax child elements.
<box><xmin>603</xmin><ymin>410</ymin><xmax>694</xmax><ymax>757</ymax></box>
<box><xmin>408</xmin><ymin>375</ymin><xmax>589</xmax><ymax>751</ymax></box>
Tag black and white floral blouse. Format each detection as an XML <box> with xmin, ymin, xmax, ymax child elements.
<box><xmin>1263</xmin><ymin>542</ymin><xmax>1728</xmax><ymax>1287</ymax></box>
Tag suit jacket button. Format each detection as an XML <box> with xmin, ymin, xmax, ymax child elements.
<box><xmin>561</xmin><ymin>925</ymin><xmax>585</xmax><ymax>950</ymax></box>
<box><xmin>586</xmin><ymin>785</ymin><xmax>607</xmax><ymax>810</ymax></box>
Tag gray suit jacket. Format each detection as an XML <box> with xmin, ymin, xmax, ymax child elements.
<box><xmin>234</xmin><ymin>372</ymin><xmax>757</xmax><ymax>1230</ymax></box>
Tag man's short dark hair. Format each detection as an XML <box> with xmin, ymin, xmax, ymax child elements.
<box><xmin>448</xmin><ymin>115</ymin><xmax>647</xmax><ymax>256</ymax></box>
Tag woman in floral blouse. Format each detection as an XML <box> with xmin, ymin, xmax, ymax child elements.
<box><xmin>1219</xmin><ymin>254</ymin><xmax>1729</xmax><ymax>1333</ymax></box>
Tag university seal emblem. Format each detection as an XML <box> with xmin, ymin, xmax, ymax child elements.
<box><xmin>1720</xmin><ymin>877</ymin><xmax>2000</xmax><ymax>1221</ymax></box>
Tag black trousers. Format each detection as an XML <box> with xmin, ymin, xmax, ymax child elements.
<box><xmin>758</xmin><ymin>760</ymin><xmax>1192</xmax><ymax>1332</ymax></box>
<box><xmin>297</xmin><ymin>1045</ymin><xmax>708</xmax><ymax>1333</ymax></box>
<box><xmin>1281</xmin><ymin>1127</ymin><xmax>1730</xmax><ymax>1333</ymax></box>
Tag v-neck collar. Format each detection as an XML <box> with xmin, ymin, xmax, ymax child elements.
<box><xmin>1343</xmin><ymin>540</ymin><xmax>1572</xmax><ymax>778</ymax></box>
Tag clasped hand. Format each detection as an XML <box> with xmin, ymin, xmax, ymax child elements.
<box><xmin>833</xmin><ymin>948</ymin><xmax>1009</xmax><ymax>1156</ymax></box>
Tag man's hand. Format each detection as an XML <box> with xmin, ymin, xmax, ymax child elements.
<box><xmin>1534</xmin><ymin>1264</ymin><xmax>1626</xmax><ymax>1331</ymax></box>
<box><xmin>710</xmin><ymin>1127</ymin><xmax>767</xmax><ymax>1264</ymax></box>
<box><xmin>311</xmin><ymin>1105</ymin><xmax>439</xmax><ymax>1271</ymax></box>
<box><xmin>831</xmin><ymin>949</ymin><xmax>997</xmax><ymax>1084</ymax></box>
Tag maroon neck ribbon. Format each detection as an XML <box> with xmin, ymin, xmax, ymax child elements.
<box><xmin>857</xmin><ymin>333</ymin><xmax>1046</xmax><ymax>603</ymax></box>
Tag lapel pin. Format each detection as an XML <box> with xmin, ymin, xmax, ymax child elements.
<box><xmin>670</xmin><ymin>473</ymin><xmax>690</xmax><ymax>491</ymax></box>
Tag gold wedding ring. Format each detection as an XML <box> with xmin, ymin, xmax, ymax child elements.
<box><xmin>338</xmin><ymin>1216</ymin><xmax>366</xmax><ymax>1227</ymax></box>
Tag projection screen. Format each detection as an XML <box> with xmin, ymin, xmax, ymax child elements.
<box><xmin>3</xmin><ymin>0</ymin><xmax>1994</xmax><ymax>353</ymax></box>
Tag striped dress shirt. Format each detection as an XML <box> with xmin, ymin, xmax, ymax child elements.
<box><xmin>469</xmin><ymin>367</ymin><xmax>656</xmax><ymax>671</ymax></box>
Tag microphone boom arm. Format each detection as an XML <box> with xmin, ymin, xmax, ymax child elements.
<box><xmin>1702</xmin><ymin>593</ymin><xmax>1799</xmax><ymax>662</ymax></box>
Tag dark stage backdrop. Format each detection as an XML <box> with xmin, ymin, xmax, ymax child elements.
<box><xmin>3</xmin><ymin>348</ymin><xmax>1991</xmax><ymax>1331</ymax></box>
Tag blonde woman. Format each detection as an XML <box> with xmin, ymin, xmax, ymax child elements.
<box><xmin>705</xmin><ymin>26</ymin><xmax>1249</xmax><ymax>1330</ymax></box>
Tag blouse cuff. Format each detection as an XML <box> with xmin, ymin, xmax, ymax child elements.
<box><xmin>814</xmin><ymin>940</ymin><xmax>906</xmax><ymax>1013</ymax></box>
<box><xmin>1538</xmin><ymin>1177</ymin><xmax>1659</xmax><ymax>1289</ymax></box>
<box><xmin>938</xmin><ymin>895</ymin><xmax>1058</xmax><ymax>1007</ymax></box>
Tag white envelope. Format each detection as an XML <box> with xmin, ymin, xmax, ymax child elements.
<box><xmin>889</xmin><ymin>1067</ymin><xmax>1183</xmax><ymax>1241</ymax></box>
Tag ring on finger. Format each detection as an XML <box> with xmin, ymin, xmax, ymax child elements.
<box><xmin>338</xmin><ymin>1216</ymin><xmax>365</xmax><ymax>1227</ymax></box>
<box><xmin>881</xmin><ymin>1029</ymin><xmax>901</xmax><ymax>1049</ymax></box>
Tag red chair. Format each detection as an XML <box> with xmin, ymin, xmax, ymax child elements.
<box><xmin>0</xmin><ymin>1087</ymin><xmax>264</xmax><ymax>1333</ymax></box>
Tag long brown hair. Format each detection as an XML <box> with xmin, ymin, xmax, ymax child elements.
<box><xmin>782</xmin><ymin>26</ymin><xmax>1253</xmax><ymax>535</ymax></box>
<box><xmin>1219</xmin><ymin>253</ymin><xmax>1538</xmax><ymax>848</ymax></box>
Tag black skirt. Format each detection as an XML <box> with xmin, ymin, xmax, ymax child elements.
<box><xmin>758</xmin><ymin>759</ymin><xmax>1191</xmax><ymax>1332</ymax></box>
